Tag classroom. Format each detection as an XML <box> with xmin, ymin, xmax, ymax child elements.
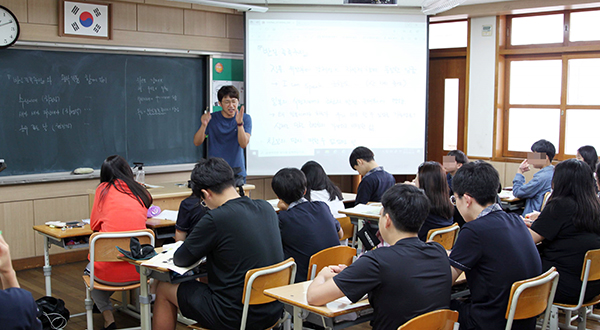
<box><xmin>1</xmin><ymin>0</ymin><xmax>599</xmax><ymax>329</ymax></box>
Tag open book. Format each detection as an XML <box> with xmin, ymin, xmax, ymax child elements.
<box><xmin>141</xmin><ymin>241</ymin><xmax>206</xmax><ymax>275</ymax></box>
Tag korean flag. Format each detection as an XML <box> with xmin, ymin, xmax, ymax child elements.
<box><xmin>63</xmin><ymin>1</ymin><xmax>109</xmax><ymax>38</ymax></box>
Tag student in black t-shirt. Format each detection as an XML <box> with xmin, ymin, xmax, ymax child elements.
<box><xmin>153</xmin><ymin>158</ymin><xmax>284</xmax><ymax>330</ymax></box>
<box><xmin>527</xmin><ymin>159</ymin><xmax>600</xmax><ymax>304</ymax></box>
<box><xmin>449</xmin><ymin>161</ymin><xmax>541</xmax><ymax>330</ymax></box>
<box><xmin>307</xmin><ymin>184</ymin><xmax>451</xmax><ymax>330</ymax></box>
<box><xmin>272</xmin><ymin>168</ymin><xmax>342</xmax><ymax>282</ymax></box>
<box><xmin>175</xmin><ymin>195</ymin><xmax>207</xmax><ymax>241</ymax></box>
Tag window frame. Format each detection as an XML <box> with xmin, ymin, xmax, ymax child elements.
<box><xmin>498</xmin><ymin>9</ymin><xmax>600</xmax><ymax>161</ymax></box>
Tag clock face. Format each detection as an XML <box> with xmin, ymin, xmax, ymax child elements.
<box><xmin>0</xmin><ymin>6</ymin><xmax>19</xmax><ymax>48</ymax></box>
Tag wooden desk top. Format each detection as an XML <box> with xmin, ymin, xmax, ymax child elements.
<box><xmin>33</xmin><ymin>224</ymin><xmax>92</xmax><ymax>238</ymax></box>
<box><xmin>264</xmin><ymin>281</ymin><xmax>370</xmax><ymax>318</ymax></box>
<box><xmin>339</xmin><ymin>205</ymin><xmax>381</xmax><ymax>220</ymax></box>
<box><xmin>147</xmin><ymin>182</ymin><xmax>255</xmax><ymax>199</ymax></box>
<box><xmin>145</xmin><ymin>218</ymin><xmax>176</xmax><ymax>229</ymax></box>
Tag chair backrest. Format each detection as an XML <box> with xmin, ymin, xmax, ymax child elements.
<box><xmin>398</xmin><ymin>309</ymin><xmax>458</xmax><ymax>330</ymax></box>
<box><xmin>427</xmin><ymin>223</ymin><xmax>459</xmax><ymax>250</ymax></box>
<box><xmin>337</xmin><ymin>216</ymin><xmax>354</xmax><ymax>241</ymax></box>
<box><xmin>540</xmin><ymin>191</ymin><xmax>552</xmax><ymax>211</ymax></box>
<box><xmin>307</xmin><ymin>245</ymin><xmax>356</xmax><ymax>281</ymax></box>
<box><xmin>240</xmin><ymin>258</ymin><xmax>296</xmax><ymax>330</ymax></box>
<box><xmin>88</xmin><ymin>229</ymin><xmax>155</xmax><ymax>289</ymax></box>
<box><xmin>505</xmin><ymin>267</ymin><xmax>558</xmax><ymax>330</ymax></box>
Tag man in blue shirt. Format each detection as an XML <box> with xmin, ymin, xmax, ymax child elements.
<box><xmin>349</xmin><ymin>146</ymin><xmax>395</xmax><ymax>205</ymax></box>
<box><xmin>512</xmin><ymin>139</ymin><xmax>555</xmax><ymax>215</ymax></box>
<box><xmin>193</xmin><ymin>86</ymin><xmax>251</xmax><ymax>181</ymax></box>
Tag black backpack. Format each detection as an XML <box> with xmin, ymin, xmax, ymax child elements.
<box><xmin>35</xmin><ymin>296</ymin><xmax>70</xmax><ymax>330</ymax></box>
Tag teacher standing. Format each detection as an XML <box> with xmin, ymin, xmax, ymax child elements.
<box><xmin>193</xmin><ymin>86</ymin><xmax>252</xmax><ymax>181</ymax></box>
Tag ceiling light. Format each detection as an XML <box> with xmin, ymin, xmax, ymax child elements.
<box><xmin>167</xmin><ymin>0</ymin><xmax>269</xmax><ymax>12</ymax></box>
<box><xmin>421</xmin><ymin>0</ymin><xmax>466</xmax><ymax>15</ymax></box>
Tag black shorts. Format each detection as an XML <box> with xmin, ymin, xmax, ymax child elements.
<box><xmin>177</xmin><ymin>281</ymin><xmax>227</xmax><ymax>329</ymax></box>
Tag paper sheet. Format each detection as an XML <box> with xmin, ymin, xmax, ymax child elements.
<box><xmin>153</xmin><ymin>210</ymin><xmax>179</xmax><ymax>221</ymax></box>
<box><xmin>348</xmin><ymin>204</ymin><xmax>382</xmax><ymax>215</ymax></box>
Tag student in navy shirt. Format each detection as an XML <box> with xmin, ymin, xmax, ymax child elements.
<box><xmin>0</xmin><ymin>232</ymin><xmax>42</xmax><ymax>330</ymax></box>
<box><xmin>272</xmin><ymin>168</ymin><xmax>342</xmax><ymax>282</ymax></box>
<box><xmin>449</xmin><ymin>161</ymin><xmax>541</xmax><ymax>330</ymax></box>
<box><xmin>349</xmin><ymin>146</ymin><xmax>395</xmax><ymax>205</ymax></box>
<box><xmin>193</xmin><ymin>85</ymin><xmax>251</xmax><ymax>181</ymax></box>
<box><xmin>175</xmin><ymin>195</ymin><xmax>208</xmax><ymax>241</ymax></box>
<box><xmin>307</xmin><ymin>184</ymin><xmax>451</xmax><ymax>330</ymax></box>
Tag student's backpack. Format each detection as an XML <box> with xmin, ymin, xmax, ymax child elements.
<box><xmin>36</xmin><ymin>296</ymin><xmax>70</xmax><ymax>330</ymax></box>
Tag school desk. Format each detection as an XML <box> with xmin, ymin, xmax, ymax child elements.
<box><xmin>118</xmin><ymin>247</ymin><xmax>206</xmax><ymax>330</ymax></box>
<box><xmin>264</xmin><ymin>281</ymin><xmax>372</xmax><ymax>330</ymax></box>
<box><xmin>33</xmin><ymin>217</ymin><xmax>178</xmax><ymax>296</ymax></box>
<box><xmin>339</xmin><ymin>205</ymin><xmax>381</xmax><ymax>255</ymax></box>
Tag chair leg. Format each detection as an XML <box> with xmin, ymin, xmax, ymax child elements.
<box><xmin>587</xmin><ymin>306</ymin><xmax>600</xmax><ymax>322</ymax></box>
<box><xmin>550</xmin><ymin>306</ymin><xmax>560</xmax><ymax>330</ymax></box>
<box><xmin>576</xmin><ymin>307</ymin><xmax>588</xmax><ymax>330</ymax></box>
<box><xmin>85</xmin><ymin>288</ymin><xmax>94</xmax><ymax>330</ymax></box>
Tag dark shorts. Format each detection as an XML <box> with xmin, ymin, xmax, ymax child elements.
<box><xmin>177</xmin><ymin>281</ymin><xmax>226</xmax><ymax>329</ymax></box>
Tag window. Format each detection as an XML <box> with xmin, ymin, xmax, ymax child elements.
<box><xmin>500</xmin><ymin>9</ymin><xmax>600</xmax><ymax>159</ymax></box>
<box><xmin>429</xmin><ymin>20</ymin><xmax>467</xmax><ymax>49</ymax></box>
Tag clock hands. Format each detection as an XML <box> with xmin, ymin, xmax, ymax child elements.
<box><xmin>0</xmin><ymin>20</ymin><xmax>13</xmax><ymax>28</ymax></box>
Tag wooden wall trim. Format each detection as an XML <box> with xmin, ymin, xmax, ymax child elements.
<box><xmin>12</xmin><ymin>249</ymin><xmax>88</xmax><ymax>271</ymax></box>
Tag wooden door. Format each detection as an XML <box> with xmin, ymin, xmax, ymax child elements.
<box><xmin>427</xmin><ymin>50</ymin><xmax>467</xmax><ymax>163</ymax></box>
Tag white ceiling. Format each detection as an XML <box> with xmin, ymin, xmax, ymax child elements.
<box><xmin>222</xmin><ymin>0</ymin><xmax>515</xmax><ymax>6</ymax></box>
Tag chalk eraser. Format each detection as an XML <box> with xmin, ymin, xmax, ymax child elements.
<box><xmin>73</xmin><ymin>167</ymin><xmax>94</xmax><ymax>175</ymax></box>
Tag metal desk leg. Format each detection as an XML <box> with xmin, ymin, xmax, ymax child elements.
<box><xmin>356</xmin><ymin>220</ymin><xmax>364</xmax><ymax>255</ymax></box>
<box><xmin>43</xmin><ymin>236</ymin><xmax>52</xmax><ymax>297</ymax></box>
<box><xmin>293</xmin><ymin>306</ymin><xmax>303</xmax><ymax>330</ymax></box>
<box><xmin>139</xmin><ymin>266</ymin><xmax>152</xmax><ymax>330</ymax></box>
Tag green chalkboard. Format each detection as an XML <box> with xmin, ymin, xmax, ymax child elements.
<box><xmin>0</xmin><ymin>49</ymin><xmax>207</xmax><ymax>177</ymax></box>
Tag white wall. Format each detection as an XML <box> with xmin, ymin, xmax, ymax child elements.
<box><xmin>466</xmin><ymin>16</ymin><xmax>497</xmax><ymax>157</ymax></box>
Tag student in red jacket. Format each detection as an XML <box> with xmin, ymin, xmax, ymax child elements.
<box><xmin>88</xmin><ymin>155</ymin><xmax>152</xmax><ymax>330</ymax></box>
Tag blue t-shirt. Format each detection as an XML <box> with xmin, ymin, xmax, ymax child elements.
<box><xmin>278</xmin><ymin>201</ymin><xmax>341</xmax><ymax>282</ymax></box>
<box><xmin>204</xmin><ymin>111</ymin><xmax>252</xmax><ymax>179</ymax></box>
<box><xmin>0</xmin><ymin>288</ymin><xmax>42</xmax><ymax>330</ymax></box>
<box><xmin>449</xmin><ymin>209</ymin><xmax>541</xmax><ymax>330</ymax></box>
<box><xmin>355</xmin><ymin>167</ymin><xmax>395</xmax><ymax>205</ymax></box>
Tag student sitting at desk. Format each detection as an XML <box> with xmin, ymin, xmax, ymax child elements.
<box><xmin>349</xmin><ymin>146</ymin><xmax>395</xmax><ymax>205</ymax></box>
<box><xmin>175</xmin><ymin>195</ymin><xmax>207</xmax><ymax>241</ymax></box>
<box><xmin>449</xmin><ymin>161</ymin><xmax>541</xmax><ymax>330</ymax></box>
<box><xmin>153</xmin><ymin>158</ymin><xmax>284</xmax><ymax>330</ymax></box>
<box><xmin>301</xmin><ymin>160</ymin><xmax>345</xmax><ymax>217</ymax></box>
<box><xmin>0</xmin><ymin>232</ymin><xmax>42</xmax><ymax>330</ymax></box>
<box><xmin>413</xmin><ymin>161</ymin><xmax>454</xmax><ymax>242</ymax></box>
<box><xmin>307</xmin><ymin>184</ymin><xmax>451</xmax><ymax>330</ymax></box>
<box><xmin>272</xmin><ymin>168</ymin><xmax>342</xmax><ymax>282</ymax></box>
<box><xmin>443</xmin><ymin>149</ymin><xmax>469</xmax><ymax>196</ymax></box>
<box><xmin>512</xmin><ymin>139</ymin><xmax>555</xmax><ymax>215</ymax></box>
<box><xmin>88</xmin><ymin>155</ymin><xmax>153</xmax><ymax>330</ymax></box>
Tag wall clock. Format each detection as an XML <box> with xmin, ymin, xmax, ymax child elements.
<box><xmin>0</xmin><ymin>5</ymin><xmax>20</xmax><ymax>49</ymax></box>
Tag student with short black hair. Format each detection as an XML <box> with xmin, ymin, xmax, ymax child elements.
<box><xmin>450</xmin><ymin>161</ymin><xmax>541</xmax><ymax>330</ymax></box>
<box><xmin>443</xmin><ymin>150</ymin><xmax>468</xmax><ymax>196</ymax></box>
<box><xmin>513</xmin><ymin>139</ymin><xmax>555</xmax><ymax>215</ymax></box>
<box><xmin>306</xmin><ymin>184</ymin><xmax>451</xmax><ymax>330</ymax></box>
<box><xmin>153</xmin><ymin>158</ymin><xmax>284</xmax><ymax>330</ymax></box>
<box><xmin>272</xmin><ymin>168</ymin><xmax>342</xmax><ymax>282</ymax></box>
<box><xmin>349</xmin><ymin>146</ymin><xmax>395</xmax><ymax>205</ymax></box>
